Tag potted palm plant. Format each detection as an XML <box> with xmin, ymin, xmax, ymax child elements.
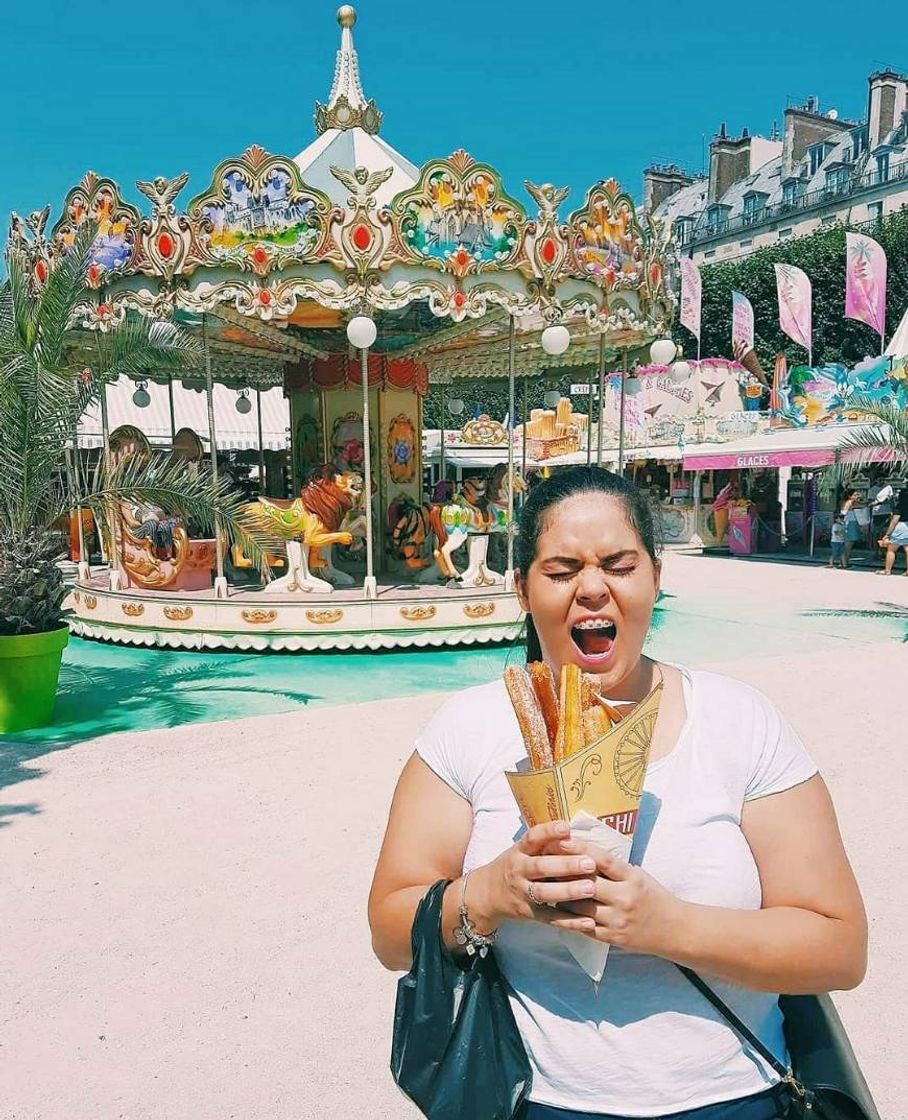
<box><xmin>0</xmin><ymin>224</ymin><xmax>270</xmax><ymax>733</ymax></box>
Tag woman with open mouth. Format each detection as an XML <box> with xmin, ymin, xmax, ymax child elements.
<box><xmin>369</xmin><ymin>465</ymin><xmax>867</xmax><ymax>1120</ymax></box>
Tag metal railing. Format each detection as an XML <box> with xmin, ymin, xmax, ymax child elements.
<box><xmin>676</xmin><ymin>156</ymin><xmax>908</xmax><ymax>247</ymax></box>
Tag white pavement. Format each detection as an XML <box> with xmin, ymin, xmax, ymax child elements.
<box><xmin>1</xmin><ymin>554</ymin><xmax>905</xmax><ymax>1119</ymax></box>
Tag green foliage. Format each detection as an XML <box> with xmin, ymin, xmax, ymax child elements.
<box><xmin>423</xmin><ymin>371</ymin><xmax>599</xmax><ymax>430</ymax></box>
<box><xmin>0</xmin><ymin>223</ymin><xmax>277</xmax><ymax>635</ymax></box>
<box><xmin>0</xmin><ymin>529</ymin><xmax>67</xmax><ymax>636</ymax></box>
<box><xmin>678</xmin><ymin>210</ymin><xmax>908</xmax><ymax>369</ymax></box>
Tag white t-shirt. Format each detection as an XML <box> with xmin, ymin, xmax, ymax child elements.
<box><xmin>415</xmin><ymin>668</ymin><xmax>818</xmax><ymax>1117</ymax></box>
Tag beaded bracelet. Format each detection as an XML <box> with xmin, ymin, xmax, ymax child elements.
<box><xmin>452</xmin><ymin>871</ymin><xmax>497</xmax><ymax>958</ymax></box>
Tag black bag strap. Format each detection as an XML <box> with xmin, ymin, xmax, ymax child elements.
<box><xmin>675</xmin><ymin>965</ymin><xmax>793</xmax><ymax>1084</ymax></box>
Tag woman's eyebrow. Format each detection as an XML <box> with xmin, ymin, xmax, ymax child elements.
<box><xmin>540</xmin><ymin>549</ymin><xmax>639</xmax><ymax>567</ymax></box>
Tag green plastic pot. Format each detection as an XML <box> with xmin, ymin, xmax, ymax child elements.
<box><xmin>0</xmin><ymin>626</ymin><xmax>69</xmax><ymax>734</ymax></box>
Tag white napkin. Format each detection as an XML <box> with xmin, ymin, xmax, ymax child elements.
<box><xmin>559</xmin><ymin>810</ymin><xmax>633</xmax><ymax>983</ymax></box>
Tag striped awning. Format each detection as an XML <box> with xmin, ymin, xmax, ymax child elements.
<box><xmin>78</xmin><ymin>376</ymin><xmax>291</xmax><ymax>452</ymax></box>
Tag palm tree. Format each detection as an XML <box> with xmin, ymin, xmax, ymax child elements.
<box><xmin>821</xmin><ymin>396</ymin><xmax>907</xmax><ymax>502</ymax></box>
<box><xmin>0</xmin><ymin>223</ymin><xmax>272</xmax><ymax>636</ymax></box>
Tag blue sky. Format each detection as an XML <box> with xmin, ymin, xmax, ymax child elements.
<box><xmin>2</xmin><ymin>0</ymin><xmax>905</xmax><ymax>226</ymax></box>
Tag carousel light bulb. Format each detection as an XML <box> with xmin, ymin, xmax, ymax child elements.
<box><xmin>624</xmin><ymin>374</ymin><xmax>643</xmax><ymax>397</ymax></box>
<box><xmin>541</xmin><ymin>324</ymin><xmax>571</xmax><ymax>356</ymax></box>
<box><xmin>132</xmin><ymin>383</ymin><xmax>150</xmax><ymax>409</ymax></box>
<box><xmin>346</xmin><ymin>314</ymin><xmax>377</xmax><ymax>349</ymax></box>
<box><xmin>543</xmin><ymin>390</ymin><xmax>561</xmax><ymax>408</ymax></box>
<box><xmin>235</xmin><ymin>392</ymin><xmax>252</xmax><ymax>414</ymax></box>
<box><xmin>649</xmin><ymin>338</ymin><xmax>677</xmax><ymax>367</ymax></box>
<box><xmin>669</xmin><ymin>360</ymin><xmax>692</xmax><ymax>383</ymax></box>
<box><xmin>447</xmin><ymin>396</ymin><xmax>465</xmax><ymax>417</ymax></box>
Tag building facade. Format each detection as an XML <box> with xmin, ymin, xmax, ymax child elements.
<box><xmin>647</xmin><ymin>71</ymin><xmax>908</xmax><ymax>264</ymax></box>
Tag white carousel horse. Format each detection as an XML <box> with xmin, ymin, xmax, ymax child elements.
<box><xmin>418</xmin><ymin>464</ymin><xmax>526</xmax><ymax>587</ymax></box>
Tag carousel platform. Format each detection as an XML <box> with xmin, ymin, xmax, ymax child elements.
<box><xmin>67</xmin><ymin>573</ymin><xmax>524</xmax><ymax>652</ymax></box>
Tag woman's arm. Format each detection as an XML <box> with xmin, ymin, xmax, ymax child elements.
<box><xmin>559</xmin><ymin>775</ymin><xmax>866</xmax><ymax>994</ymax></box>
<box><xmin>369</xmin><ymin>754</ymin><xmax>598</xmax><ymax>971</ymax></box>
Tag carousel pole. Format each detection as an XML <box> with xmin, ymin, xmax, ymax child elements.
<box><xmin>617</xmin><ymin>348</ymin><xmax>629</xmax><ymax>476</ymax></box>
<box><xmin>521</xmin><ymin>372</ymin><xmax>528</xmax><ymax>484</ymax></box>
<box><xmin>167</xmin><ymin>373</ymin><xmax>177</xmax><ymax>441</ymax></box>
<box><xmin>98</xmin><ymin>363</ymin><xmax>121</xmax><ymax>591</ymax></box>
<box><xmin>256</xmin><ymin>388</ymin><xmax>266</xmax><ymax>495</ymax></box>
<box><xmin>439</xmin><ymin>383</ymin><xmax>446</xmax><ymax>488</ymax></box>
<box><xmin>586</xmin><ymin>363</ymin><xmax>594</xmax><ymax>466</ymax></box>
<box><xmin>596</xmin><ymin>332</ymin><xmax>606</xmax><ymax>469</ymax></box>
<box><xmin>72</xmin><ymin>407</ymin><xmax>90</xmax><ymax>581</ymax></box>
<box><xmin>505</xmin><ymin>315</ymin><xmax>516</xmax><ymax>591</ymax></box>
<box><xmin>202</xmin><ymin>315</ymin><xmax>229</xmax><ymax>599</ymax></box>
<box><xmin>358</xmin><ymin>345</ymin><xmax>377</xmax><ymax>600</ymax></box>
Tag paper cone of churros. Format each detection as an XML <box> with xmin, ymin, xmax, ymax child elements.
<box><xmin>504</xmin><ymin>663</ymin><xmax>662</xmax><ymax>981</ymax></box>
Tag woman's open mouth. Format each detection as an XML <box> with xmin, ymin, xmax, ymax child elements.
<box><xmin>570</xmin><ymin>618</ymin><xmax>617</xmax><ymax>667</ymax></box>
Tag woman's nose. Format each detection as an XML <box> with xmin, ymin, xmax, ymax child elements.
<box><xmin>576</xmin><ymin>567</ymin><xmax>611</xmax><ymax>604</ymax></box>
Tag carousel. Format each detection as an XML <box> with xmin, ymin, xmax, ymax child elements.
<box><xmin>11</xmin><ymin>5</ymin><xmax>676</xmax><ymax>652</ymax></box>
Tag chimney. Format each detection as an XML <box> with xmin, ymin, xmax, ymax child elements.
<box><xmin>782</xmin><ymin>99</ymin><xmax>845</xmax><ymax>177</ymax></box>
<box><xmin>643</xmin><ymin>164</ymin><xmax>693</xmax><ymax>212</ymax></box>
<box><xmin>868</xmin><ymin>70</ymin><xmax>908</xmax><ymax>150</ymax></box>
<box><xmin>709</xmin><ymin>130</ymin><xmax>751</xmax><ymax>202</ymax></box>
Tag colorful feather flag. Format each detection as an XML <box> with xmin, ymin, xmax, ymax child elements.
<box><xmin>774</xmin><ymin>263</ymin><xmax>812</xmax><ymax>364</ymax></box>
<box><xmin>731</xmin><ymin>291</ymin><xmax>754</xmax><ymax>353</ymax></box>
<box><xmin>679</xmin><ymin>256</ymin><xmax>701</xmax><ymax>343</ymax></box>
<box><xmin>845</xmin><ymin>231</ymin><xmax>887</xmax><ymax>342</ymax></box>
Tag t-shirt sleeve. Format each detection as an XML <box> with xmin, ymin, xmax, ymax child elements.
<box><xmin>744</xmin><ymin>692</ymin><xmax>819</xmax><ymax>801</ymax></box>
<box><xmin>414</xmin><ymin>694</ymin><xmax>472</xmax><ymax>802</ymax></box>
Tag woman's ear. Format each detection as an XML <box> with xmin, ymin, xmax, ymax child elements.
<box><xmin>514</xmin><ymin>570</ymin><xmax>531</xmax><ymax>613</ymax></box>
<box><xmin>652</xmin><ymin>558</ymin><xmax>662</xmax><ymax>598</ymax></box>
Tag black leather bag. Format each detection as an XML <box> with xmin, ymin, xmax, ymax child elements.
<box><xmin>391</xmin><ymin>880</ymin><xmax>532</xmax><ymax>1120</ymax></box>
<box><xmin>678</xmin><ymin>966</ymin><xmax>881</xmax><ymax>1120</ymax></box>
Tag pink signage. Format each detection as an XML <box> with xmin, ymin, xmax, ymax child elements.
<box><xmin>683</xmin><ymin>449</ymin><xmax>836</xmax><ymax>471</ymax></box>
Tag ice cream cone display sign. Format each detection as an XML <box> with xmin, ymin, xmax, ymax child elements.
<box><xmin>504</xmin><ymin>663</ymin><xmax>662</xmax><ymax>980</ymax></box>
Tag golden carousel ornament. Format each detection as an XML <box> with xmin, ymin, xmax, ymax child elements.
<box><xmin>13</xmin><ymin>4</ymin><xmax>675</xmax><ymax>652</ymax></box>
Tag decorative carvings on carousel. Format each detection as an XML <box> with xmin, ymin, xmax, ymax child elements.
<box><xmin>460</xmin><ymin>415</ymin><xmax>508</xmax><ymax>446</ymax></box>
<box><xmin>52</xmin><ymin>173</ymin><xmax>142</xmax><ymax>287</ymax></box>
<box><xmin>188</xmin><ymin>147</ymin><xmax>335</xmax><ymax>275</ymax></box>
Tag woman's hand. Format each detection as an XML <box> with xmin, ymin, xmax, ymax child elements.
<box><xmin>467</xmin><ymin>820</ymin><xmax>600</xmax><ymax>935</ymax></box>
<box><xmin>552</xmin><ymin>837</ymin><xmax>685</xmax><ymax>958</ymax></box>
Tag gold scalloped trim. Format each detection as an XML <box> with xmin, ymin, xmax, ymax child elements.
<box><xmin>122</xmin><ymin>602</ymin><xmax>144</xmax><ymax>617</ymax></box>
<box><xmin>400</xmin><ymin>606</ymin><xmax>437</xmax><ymax>622</ymax></box>
<box><xmin>84</xmin><ymin>594</ymin><xmax>98</xmax><ymax>610</ymax></box>
<box><xmin>242</xmin><ymin>609</ymin><xmax>278</xmax><ymax>624</ymax></box>
<box><xmin>305</xmin><ymin>609</ymin><xmax>344</xmax><ymax>624</ymax></box>
<box><xmin>463</xmin><ymin>602</ymin><xmax>495</xmax><ymax>619</ymax></box>
<box><xmin>163</xmin><ymin>606</ymin><xmax>194</xmax><ymax>621</ymax></box>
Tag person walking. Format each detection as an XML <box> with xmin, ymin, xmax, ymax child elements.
<box><xmin>841</xmin><ymin>489</ymin><xmax>863</xmax><ymax>568</ymax></box>
<box><xmin>370</xmin><ymin>465</ymin><xmax>867</xmax><ymax>1120</ymax></box>
<box><xmin>877</xmin><ymin>485</ymin><xmax>908</xmax><ymax>575</ymax></box>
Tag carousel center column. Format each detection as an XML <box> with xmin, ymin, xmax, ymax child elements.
<box><xmin>347</xmin><ymin>314</ymin><xmax>378</xmax><ymax>600</ymax></box>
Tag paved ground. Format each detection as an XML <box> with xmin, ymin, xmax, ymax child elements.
<box><xmin>1</xmin><ymin>554</ymin><xmax>905</xmax><ymax>1119</ymax></box>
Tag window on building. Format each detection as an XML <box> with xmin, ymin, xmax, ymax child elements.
<box><xmin>706</xmin><ymin>206</ymin><xmax>728</xmax><ymax>235</ymax></box>
<box><xmin>778</xmin><ymin>228</ymin><xmax>793</xmax><ymax>240</ymax></box>
<box><xmin>782</xmin><ymin>180</ymin><xmax>805</xmax><ymax>208</ymax></box>
<box><xmin>852</xmin><ymin>128</ymin><xmax>868</xmax><ymax>160</ymax></box>
<box><xmin>821</xmin><ymin>215</ymin><xmax>837</xmax><ymax>227</ymax></box>
<box><xmin>739</xmin><ymin>238</ymin><xmax>753</xmax><ymax>249</ymax></box>
<box><xmin>704</xmin><ymin>249</ymin><xmax>717</xmax><ymax>259</ymax></box>
<box><xmin>868</xmin><ymin>201</ymin><xmax>883</xmax><ymax>222</ymax></box>
<box><xmin>674</xmin><ymin>217</ymin><xmax>692</xmax><ymax>245</ymax></box>
<box><xmin>877</xmin><ymin>152</ymin><xmax>890</xmax><ymax>183</ymax></box>
<box><xmin>742</xmin><ymin>192</ymin><xmax>767</xmax><ymax>224</ymax></box>
<box><xmin>825</xmin><ymin>167</ymin><xmax>850</xmax><ymax>194</ymax></box>
<box><xmin>808</xmin><ymin>143</ymin><xmax>830</xmax><ymax>176</ymax></box>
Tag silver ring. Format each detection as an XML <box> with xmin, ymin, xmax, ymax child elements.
<box><xmin>527</xmin><ymin>882</ymin><xmax>556</xmax><ymax>909</ymax></box>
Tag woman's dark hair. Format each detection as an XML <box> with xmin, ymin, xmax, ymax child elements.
<box><xmin>517</xmin><ymin>466</ymin><xmax>661</xmax><ymax>662</ymax></box>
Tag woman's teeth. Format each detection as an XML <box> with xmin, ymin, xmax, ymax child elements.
<box><xmin>571</xmin><ymin>620</ymin><xmax>617</xmax><ymax>661</ymax></box>
<box><xmin>573</xmin><ymin>619</ymin><xmax>616</xmax><ymax>633</ymax></box>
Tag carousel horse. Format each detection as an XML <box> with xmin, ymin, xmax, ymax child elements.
<box><xmin>403</xmin><ymin>464</ymin><xmax>526</xmax><ymax>587</ymax></box>
<box><xmin>244</xmin><ymin>467</ymin><xmax>365</xmax><ymax>594</ymax></box>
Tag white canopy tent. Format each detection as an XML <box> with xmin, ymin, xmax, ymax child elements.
<box><xmin>78</xmin><ymin>376</ymin><xmax>290</xmax><ymax>451</ymax></box>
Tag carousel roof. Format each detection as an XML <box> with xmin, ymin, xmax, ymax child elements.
<box><xmin>294</xmin><ymin>6</ymin><xmax>418</xmax><ymax>207</ymax></box>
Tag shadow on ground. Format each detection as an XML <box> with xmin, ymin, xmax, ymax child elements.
<box><xmin>0</xmin><ymin>658</ymin><xmax>317</xmax><ymax>793</ymax></box>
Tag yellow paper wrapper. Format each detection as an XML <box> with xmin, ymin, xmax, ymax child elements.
<box><xmin>505</xmin><ymin>683</ymin><xmax>662</xmax><ymax>981</ymax></box>
<box><xmin>505</xmin><ymin>683</ymin><xmax>661</xmax><ymax>835</ymax></box>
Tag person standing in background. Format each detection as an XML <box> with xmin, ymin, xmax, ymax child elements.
<box><xmin>841</xmin><ymin>489</ymin><xmax>863</xmax><ymax>569</ymax></box>
<box><xmin>878</xmin><ymin>486</ymin><xmax>908</xmax><ymax>575</ymax></box>
<box><xmin>828</xmin><ymin>514</ymin><xmax>846</xmax><ymax>569</ymax></box>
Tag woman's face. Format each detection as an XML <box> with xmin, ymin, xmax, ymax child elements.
<box><xmin>515</xmin><ymin>492</ymin><xmax>660</xmax><ymax>689</ymax></box>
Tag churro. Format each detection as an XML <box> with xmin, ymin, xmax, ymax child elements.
<box><xmin>582</xmin><ymin>704</ymin><xmax>612</xmax><ymax>746</ymax></box>
<box><xmin>528</xmin><ymin>662</ymin><xmax>559</xmax><ymax>754</ymax></box>
<box><xmin>558</xmin><ymin>663</ymin><xmax>584</xmax><ymax>760</ymax></box>
<box><xmin>504</xmin><ymin>666</ymin><xmax>554</xmax><ymax>770</ymax></box>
